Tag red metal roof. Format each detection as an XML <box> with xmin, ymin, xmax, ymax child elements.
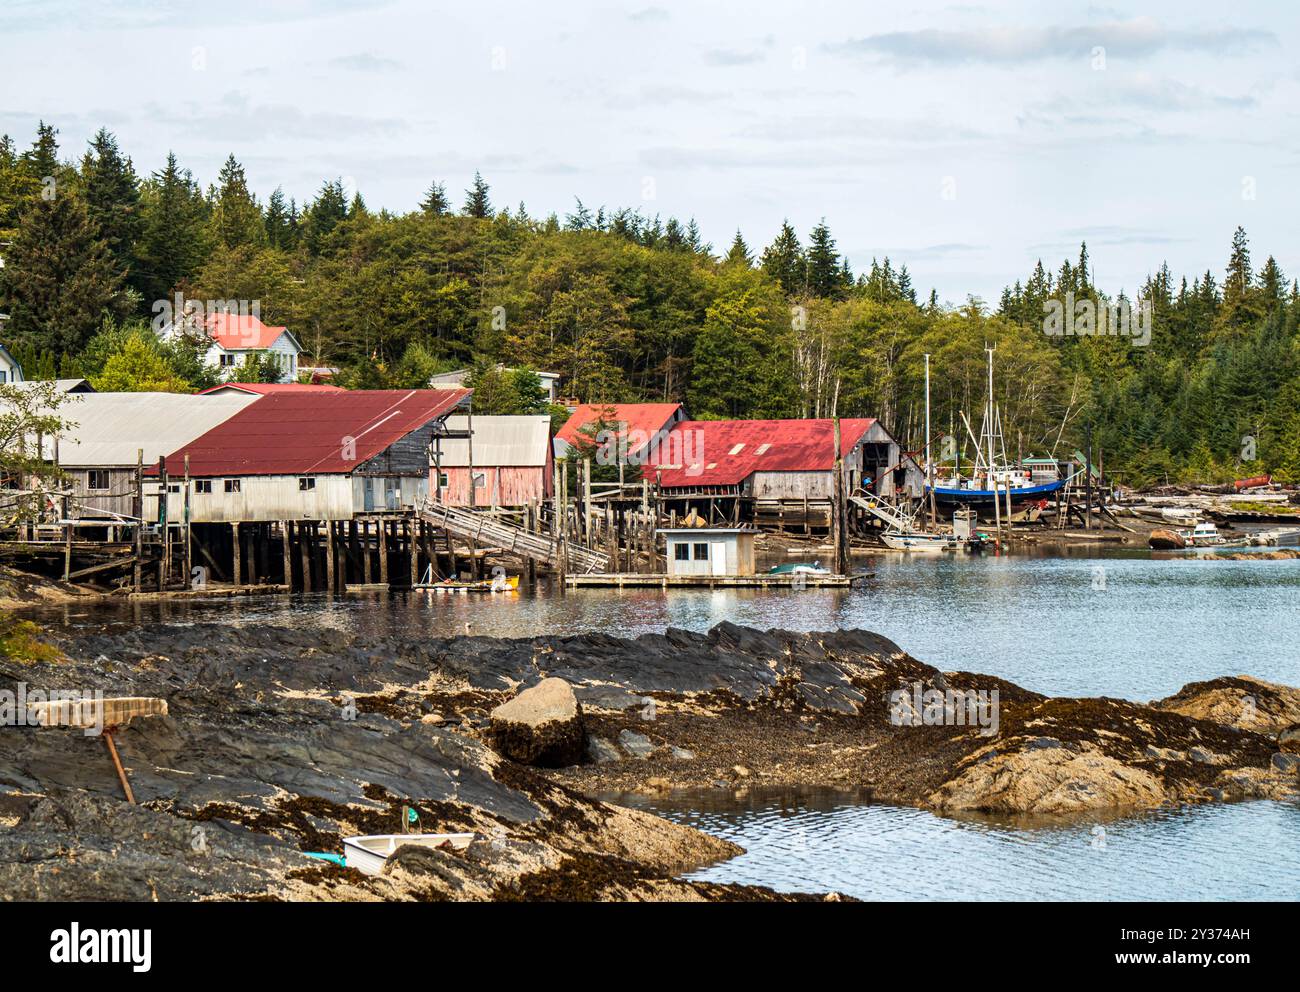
<box><xmin>652</xmin><ymin>418</ymin><xmax>877</xmax><ymax>487</ymax></box>
<box><xmin>196</xmin><ymin>382</ymin><xmax>344</xmax><ymax>395</ymax></box>
<box><xmin>152</xmin><ymin>388</ymin><xmax>471</xmax><ymax>476</ymax></box>
<box><xmin>204</xmin><ymin>312</ymin><xmax>292</xmax><ymax>351</ymax></box>
<box><xmin>555</xmin><ymin>403</ymin><xmax>683</xmax><ymax>456</ymax></box>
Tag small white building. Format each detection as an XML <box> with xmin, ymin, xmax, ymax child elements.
<box><xmin>659</xmin><ymin>527</ymin><xmax>757</xmax><ymax>577</ymax></box>
<box><xmin>0</xmin><ymin>334</ymin><xmax>24</xmax><ymax>385</ymax></box>
<box><xmin>160</xmin><ymin>312</ymin><xmax>303</xmax><ymax>383</ymax></box>
<box><xmin>430</xmin><ymin>365</ymin><xmax>561</xmax><ymax>405</ymax></box>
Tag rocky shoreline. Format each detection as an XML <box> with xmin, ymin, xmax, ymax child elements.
<box><xmin>2</xmin><ymin>618</ymin><xmax>1297</xmax><ymax>901</ymax></box>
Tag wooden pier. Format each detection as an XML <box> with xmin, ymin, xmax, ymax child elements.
<box><xmin>564</xmin><ymin>572</ymin><xmax>859</xmax><ymax>588</ymax></box>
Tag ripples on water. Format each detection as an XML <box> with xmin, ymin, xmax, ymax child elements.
<box><xmin>613</xmin><ymin>788</ymin><xmax>1300</xmax><ymax>901</ymax></box>
<box><xmin>30</xmin><ymin>551</ymin><xmax>1300</xmax><ymax>901</ymax></box>
<box><xmin>37</xmin><ymin>551</ymin><xmax>1300</xmax><ymax>700</ymax></box>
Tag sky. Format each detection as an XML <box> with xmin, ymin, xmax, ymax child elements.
<box><xmin>1</xmin><ymin>0</ymin><xmax>1297</xmax><ymax>305</ymax></box>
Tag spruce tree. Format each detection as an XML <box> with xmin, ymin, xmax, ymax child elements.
<box><xmin>760</xmin><ymin>220</ymin><xmax>804</xmax><ymax>294</ymax></box>
<box><xmin>303</xmin><ymin>178</ymin><xmax>349</xmax><ymax>254</ymax></box>
<box><xmin>264</xmin><ymin>187</ymin><xmax>294</xmax><ymax>250</ymax></box>
<box><xmin>463</xmin><ymin>171</ymin><xmax>492</xmax><ymax>218</ymax></box>
<box><xmin>3</xmin><ymin>191</ymin><xmax>126</xmax><ymax>356</ymax></box>
<box><xmin>136</xmin><ymin>152</ymin><xmax>210</xmax><ymax>305</ymax></box>
<box><xmin>20</xmin><ymin>121</ymin><xmax>60</xmax><ymax>184</ymax></box>
<box><xmin>420</xmin><ymin>180</ymin><xmax>449</xmax><ymax>215</ymax></box>
<box><xmin>210</xmin><ymin>154</ymin><xmax>264</xmax><ymax>249</ymax></box>
<box><xmin>80</xmin><ymin>128</ymin><xmax>142</xmax><ymax>287</ymax></box>
<box><xmin>805</xmin><ymin>219</ymin><xmax>842</xmax><ymax>298</ymax></box>
<box><xmin>724</xmin><ymin>230</ymin><xmax>752</xmax><ymax>266</ymax></box>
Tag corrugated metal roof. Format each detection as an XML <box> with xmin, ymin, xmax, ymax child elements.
<box><xmin>653</xmin><ymin>418</ymin><xmax>878</xmax><ymax>487</ymax></box>
<box><xmin>48</xmin><ymin>392</ymin><xmax>260</xmax><ymax>467</ymax></box>
<box><xmin>154</xmin><ymin>388</ymin><xmax>471</xmax><ymax>477</ymax></box>
<box><xmin>434</xmin><ymin>415</ymin><xmax>552</xmax><ymax>467</ymax></box>
<box><xmin>197</xmin><ymin>382</ymin><xmax>344</xmax><ymax>395</ymax></box>
<box><xmin>555</xmin><ymin>403</ymin><xmax>682</xmax><ymax>455</ymax></box>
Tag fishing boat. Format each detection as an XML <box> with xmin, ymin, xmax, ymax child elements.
<box><xmin>879</xmin><ymin>531</ymin><xmax>959</xmax><ymax>552</ymax></box>
<box><xmin>1149</xmin><ymin>522</ymin><xmax>1228</xmax><ymax>550</ymax></box>
<box><xmin>342</xmin><ymin>833</ymin><xmax>476</xmax><ymax>875</ymax></box>
<box><xmin>927</xmin><ymin>348</ymin><xmax>1071</xmax><ymax>506</ymax></box>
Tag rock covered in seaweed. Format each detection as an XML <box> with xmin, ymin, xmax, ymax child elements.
<box><xmin>489</xmin><ymin>678</ymin><xmax>586</xmax><ymax>767</ymax></box>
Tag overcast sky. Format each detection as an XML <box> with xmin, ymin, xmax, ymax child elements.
<box><xmin>2</xmin><ymin>0</ymin><xmax>1296</xmax><ymax>303</ymax></box>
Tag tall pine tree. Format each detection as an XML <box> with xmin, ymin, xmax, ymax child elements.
<box><xmin>463</xmin><ymin>171</ymin><xmax>492</xmax><ymax>218</ymax></box>
<box><xmin>3</xmin><ymin>191</ymin><xmax>126</xmax><ymax>357</ymax></box>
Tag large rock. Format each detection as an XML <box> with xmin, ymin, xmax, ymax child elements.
<box><xmin>1154</xmin><ymin>676</ymin><xmax>1300</xmax><ymax>736</ymax></box>
<box><xmin>929</xmin><ymin>743</ymin><xmax>1167</xmax><ymax>814</ymax></box>
<box><xmin>489</xmin><ymin>678</ymin><xmax>586</xmax><ymax>767</ymax></box>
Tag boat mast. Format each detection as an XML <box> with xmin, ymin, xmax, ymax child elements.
<box><xmin>924</xmin><ymin>352</ymin><xmax>932</xmax><ymax>486</ymax></box>
<box><xmin>985</xmin><ymin>345</ymin><xmax>995</xmax><ymax>479</ymax></box>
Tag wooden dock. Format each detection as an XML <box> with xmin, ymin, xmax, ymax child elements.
<box><xmin>563</xmin><ymin>572</ymin><xmax>860</xmax><ymax>588</ymax></box>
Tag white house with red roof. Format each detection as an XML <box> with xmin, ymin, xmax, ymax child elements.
<box><xmin>160</xmin><ymin>311</ymin><xmax>304</xmax><ymax>383</ymax></box>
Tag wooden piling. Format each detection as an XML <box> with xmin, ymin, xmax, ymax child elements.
<box><xmin>231</xmin><ymin>522</ymin><xmax>242</xmax><ymax>585</ymax></box>
<box><xmin>282</xmin><ymin>521</ymin><xmax>292</xmax><ymax>588</ymax></box>
<box><xmin>325</xmin><ymin>520</ymin><xmax>336</xmax><ymax>592</ymax></box>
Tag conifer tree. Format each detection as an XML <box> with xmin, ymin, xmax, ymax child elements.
<box><xmin>3</xmin><ymin>191</ymin><xmax>126</xmax><ymax>356</ymax></box>
<box><xmin>136</xmin><ymin>152</ymin><xmax>210</xmax><ymax>304</ymax></box>
<box><xmin>210</xmin><ymin>154</ymin><xmax>265</xmax><ymax>249</ymax></box>
<box><xmin>760</xmin><ymin>220</ymin><xmax>804</xmax><ymax>294</ymax></box>
<box><xmin>420</xmin><ymin>180</ymin><xmax>449</xmax><ymax>215</ymax></box>
<box><xmin>463</xmin><ymin>171</ymin><xmax>492</xmax><ymax>218</ymax></box>
<box><xmin>264</xmin><ymin>187</ymin><xmax>295</xmax><ymax>250</ymax></box>
<box><xmin>80</xmin><ymin>128</ymin><xmax>142</xmax><ymax>286</ymax></box>
<box><xmin>805</xmin><ymin>219</ymin><xmax>843</xmax><ymax>298</ymax></box>
<box><xmin>724</xmin><ymin>230</ymin><xmax>752</xmax><ymax>267</ymax></box>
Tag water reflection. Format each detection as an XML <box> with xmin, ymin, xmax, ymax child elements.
<box><xmin>29</xmin><ymin>551</ymin><xmax>1300</xmax><ymax>700</ymax></box>
<box><xmin>612</xmin><ymin>787</ymin><xmax>1300</xmax><ymax>901</ymax></box>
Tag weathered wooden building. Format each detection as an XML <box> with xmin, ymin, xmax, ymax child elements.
<box><xmin>430</xmin><ymin>414</ymin><xmax>553</xmax><ymax>507</ymax></box>
<box><xmin>44</xmin><ymin>391</ymin><xmax>260</xmax><ymax>521</ymax></box>
<box><xmin>150</xmin><ymin>389</ymin><xmax>471</xmax><ymax>522</ymax></box>
<box><xmin>652</xmin><ymin>417</ymin><xmax>925</xmax><ymax>529</ymax></box>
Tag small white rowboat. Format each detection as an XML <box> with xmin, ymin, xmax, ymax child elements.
<box><xmin>342</xmin><ymin>833</ymin><xmax>476</xmax><ymax>875</ymax></box>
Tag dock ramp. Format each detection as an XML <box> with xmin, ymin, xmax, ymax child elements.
<box><xmin>417</xmin><ymin>500</ymin><xmax>609</xmax><ymax>573</ymax></box>
<box><xmin>848</xmin><ymin>492</ymin><xmax>917</xmax><ymax>531</ymax></box>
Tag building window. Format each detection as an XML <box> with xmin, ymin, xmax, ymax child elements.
<box><xmin>224</xmin><ymin>479</ymin><xmax>241</xmax><ymax>494</ymax></box>
<box><xmin>219</xmin><ymin>353</ymin><xmax>236</xmax><ymax>367</ymax></box>
<box><xmin>437</xmin><ymin>473</ymin><xmax>450</xmax><ymax>488</ymax></box>
<box><xmin>168</xmin><ymin>484</ymin><xmax>181</xmax><ymax>494</ymax></box>
<box><xmin>674</xmin><ymin>543</ymin><xmax>689</xmax><ymax>561</ymax></box>
<box><xmin>194</xmin><ymin>480</ymin><xmax>212</xmax><ymax>494</ymax></box>
<box><xmin>87</xmin><ymin>469</ymin><xmax>109</xmax><ymax>491</ymax></box>
<box><xmin>298</xmin><ymin>477</ymin><xmax>316</xmax><ymax>491</ymax></box>
<box><xmin>472</xmin><ymin>472</ymin><xmax>486</xmax><ymax>489</ymax></box>
<box><xmin>0</xmin><ymin>371</ymin><xmax>7</xmax><ymax>384</ymax></box>
<box><xmin>693</xmin><ymin>543</ymin><xmax>709</xmax><ymax>560</ymax></box>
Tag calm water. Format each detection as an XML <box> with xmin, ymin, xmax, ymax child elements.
<box><xmin>34</xmin><ymin>550</ymin><xmax>1300</xmax><ymax>699</ymax></box>
<box><xmin>28</xmin><ymin>550</ymin><xmax>1300</xmax><ymax>901</ymax></box>
<box><xmin>612</xmin><ymin>787</ymin><xmax>1300</xmax><ymax>901</ymax></box>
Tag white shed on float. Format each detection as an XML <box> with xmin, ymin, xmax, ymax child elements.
<box><xmin>658</xmin><ymin>527</ymin><xmax>757</xmax><ymax>577</ymax></box>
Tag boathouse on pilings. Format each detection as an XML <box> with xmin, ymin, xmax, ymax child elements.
<box><xmin>651</xmin><ymin>417</ymin><xmax>925</xmax><ymax>533</ymax></box>
<box><xmin>43</xmin><ymin>390</ymin><xmax>260</xmax><ymax>526</ymax></box>
<box><xmin>146</xmin><ymin>388</ymin><xmax>472</xmax><ymax>592</ymax></box>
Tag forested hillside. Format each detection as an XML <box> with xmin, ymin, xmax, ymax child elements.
<box><xmin>2</xmin><ymin>122</ymin><xmax>1297</xmax><ymax>487</ymax></box>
